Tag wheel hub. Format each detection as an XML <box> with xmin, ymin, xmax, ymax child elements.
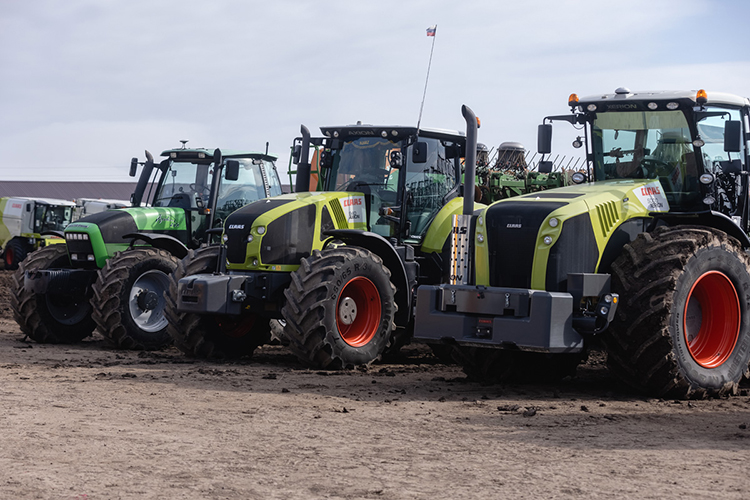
<box><xmin>136</xmin><ymin>290</ymin><xmax>159</xmax><ymax>311</ymax></box>
<box><xmin>338</xmin><ymin>297</ymin><xmax>357</xmax><ymax>325</ymax></box>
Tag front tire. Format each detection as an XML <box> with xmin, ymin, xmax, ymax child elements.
<box><xmin>10</xmin><ymin>245</ymin><xmax>96</xmax><ymax>343</ymax></box>
<box><xmin>606</xmin><ymin>226</ymin><xmax>750</xmax><ymax>399</ymax></box>
<box><xmin>91</xmin><ymin>248</ymin><xmax>179</xmax><ymax>350</ymax></box>
<box><xmin>164</xmin><ymin>246</ymin><xmax>271</xmax><ymax>359</ymax></box>
<box><xmin>281</xmin><ymin>247</ymin><xmax>397</xmax><ymax>369</ymax></box>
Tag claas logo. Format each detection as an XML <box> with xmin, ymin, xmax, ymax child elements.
<box><xmin>641</xmin><ymin>186</ymin><xmax>661</xmax><ymax>196</ymax></box>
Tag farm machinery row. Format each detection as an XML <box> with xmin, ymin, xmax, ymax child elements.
<box><xmin>11</xmin><ymin>87</ymin><xmax>750</xmax><ymax>399</ymax></box>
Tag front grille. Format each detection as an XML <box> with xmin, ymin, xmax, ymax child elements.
<box><xmin>65</xmin><ymin>238</ymin><xmax>97</xmax><ymax>269</ymax></box>
<box><xmin>260</xmin><ymin>205</ymin><xmax>316</xmax><ymax>264</ymax></box>
<box><xmin>545</xmin><ymin>213</ymin><xmax>599</xmax><ymax>292</ymax></box>
<box><xmin>224</xmin><ymin>199</ymin><xmax>292</xmax><ymax>264</ymax></box>
<box><xmin>485</xmin><ymin>201</ymin><xmax>565</xmax><ymax>289</ymax></box>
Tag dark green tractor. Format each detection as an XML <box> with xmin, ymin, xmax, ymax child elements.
<box><xmin>11</xmin><ymin>145</ymin><xmax>282</xmax><ymax>349</ymax></box>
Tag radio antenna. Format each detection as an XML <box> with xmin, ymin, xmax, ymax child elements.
<box><xmin>416</xmin><ymin>25</ymin><xmax>437</xmax><ymax>133</ymax></box>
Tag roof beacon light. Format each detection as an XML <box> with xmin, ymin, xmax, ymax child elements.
<box><xmin>476</xmin><ymin>116</ymin><xmax>481</xmax><ymax>129</ymax></box>
<box><xmin>568</xmin><ymin>93</ymin><xmax>579</xmax><ymax>107</ymax></box>
<box><xmin>696</xmin><ymin>89</ymin><xmax>708</xmax><ymax>105</ymax></box>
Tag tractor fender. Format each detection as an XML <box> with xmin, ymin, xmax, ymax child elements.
<box><xmin>41</xmin><ymin>230</ymin><xmax>66</xmax><ymax>239</ymax></box>
<box><xmin>324</xmin><ymin>229</ymin><xmax>411</xmax><ymax>326</ymax></box>
<box><xmin>651</xmin><ymin>211</ymin><xmax>750</xmax><ymax>248</ymax></box>
<box><xmin>122</xmin><ymin>232</ymin><xmax>189</xmax><ymax>259</ymax></box>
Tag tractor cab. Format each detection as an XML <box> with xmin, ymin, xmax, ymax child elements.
<box><xmin>540</xmin><ymin>88</ymin><xmax>750</xmax><ymax>231</ymax></box>
<box><xmin>129</xmin><ymin>146</ymin><xmax>283</xmax><ymax>245</ymax></box>
<box><xmin>294</xmin><ymin>125</ymin><xmax>466</xmax><ymax>246</ymax></box>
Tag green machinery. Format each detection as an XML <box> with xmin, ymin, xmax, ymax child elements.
<box><xmin>11</xmin><ymin>145</ymin><xmax>282</xmax><ymax>349</ymax></box>
<box><xmin>414</xmin><ymin>88</ymin><xmax>750</xmax><ymax>399</ymax></box>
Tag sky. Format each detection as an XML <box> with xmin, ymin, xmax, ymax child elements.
<box><xmin>2</xmin><ymin>0</ymin><xmax>750</xmax><ymax>183</ymax></box>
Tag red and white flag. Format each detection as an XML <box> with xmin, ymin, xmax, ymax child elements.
<box><xmin>426</xmin><ymin>25</ymin><xmax>436</xmax><ymax>37</ymax></box>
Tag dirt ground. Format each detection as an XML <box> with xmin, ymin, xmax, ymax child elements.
<box><xmin>0</xmin><ymin>270</ymin><xmax>749</xmax><ymax>500</ymax></box>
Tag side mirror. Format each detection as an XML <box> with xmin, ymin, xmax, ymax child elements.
<box><xmin>724</xmin><ymin>120</ymin><xmax>742</xmax><ymax>153</ymax></box>
<box><xmin>225</xmin><ymin>160</ymin><xmax>240</xmax><ymax>181</ymax></box>
<box><xmin>412</xmin><ymin>141</ymin><xmax>428</xmax><ymax>163</ymax></box>
<box><xmin>291</xmin><ymin>144</ymin><xmax>302</xmax><ymax>165</ymax></box>
<box><xmin>129</xmin><ymin>158</ymin><xmax>138</xmax><ymax>177</ymax></box>
<box><xmin>538</xmin><ymin>161</ymin><xmax>553</xmax><ymax>174</ymax></box>
<box><xmin>538</xmin><ymin>124</ymin><xmax>553</xmax><ymax>154</ymax></box>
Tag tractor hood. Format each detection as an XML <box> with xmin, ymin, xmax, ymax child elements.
<box><xmin>474</xmin><ymin>178</ymin><xmax>668</xmax><ymax>292</ymax></box>
<box><xmin>63</xmin><ymin>207</ymin><xmax>189</xmax><ymax>268</ymax></box>
<box><xmin>222</xmin><ymin>191</ymin><xmax>368</xmax><ymax>272</ymax></box>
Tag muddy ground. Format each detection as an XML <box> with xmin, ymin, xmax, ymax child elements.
<box><xmin>0</xmin><ymin>269</ymin><xmax>749</xmax><ymax>499</ymax></box>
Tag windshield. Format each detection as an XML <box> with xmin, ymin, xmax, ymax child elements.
<box><xmin>328</xmin><ymin>137</ymin><xmax>399</xmax><ymax>191</ymax></box>
<box><xmin>215</xmin><ymin>159</ymin><xmax>277</xmax><ymax>221</ymax></box>
<box><xmin>152</xmin><ymin>161</ymin><xmax>212</xmax><ymax>209</ymax></box>
<box><xmin>592</xmin><ymin>110</ymin><xmax>700</xmax><ymax>207</ymax></box>
<box><xmin>325</xmin><ymin>135</ymin><xmax>459</xmax><ymax>240</ymax></box>
<box><xmin>35</xmin><ymin>205</ymin><xmax>72</xmax><ymax>233</ymax></box>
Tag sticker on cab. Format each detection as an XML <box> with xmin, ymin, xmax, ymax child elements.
<box><xmin>340</xmin><ymin>195</ymin><xmax>365</xmax><ymax>224</ymax></box>
<box><xmin>633</xmin><ymin>181</ymin><xmax>669</xmax><ymax>212</ymax></box>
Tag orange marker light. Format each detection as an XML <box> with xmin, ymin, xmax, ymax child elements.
<box><xmin>476</xmin><ymin>117</ymin><xmax>481</xmax><ymax>129</ymax></box>
<box><xmin>568</xmin><ymin>93</ymin><xmax>579</xmax><ymax>107</ymax></box>
<box><xmin>696</xmin><ymin>89</ymin><xmax>708</xmax><ymax>105</ymax></box>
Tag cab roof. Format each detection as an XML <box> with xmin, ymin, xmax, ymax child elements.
<box><xmin>578</xmin><ymin>88</ymin><xmax>750</xmax><ymax>108</ymax></box>
<box><xmin>160</xmin><ymin>148</ymin><xmax>278</xmax><ymax>162</ymax></box>
<box><xmin>319</xmin><ymin>125</ymin><xmax>465</xmax><ymax>143</ymax></box>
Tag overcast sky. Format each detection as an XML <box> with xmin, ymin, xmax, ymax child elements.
<box><xmin>1</xmin><ymin>0</ymin><xmax>749</xmax><ymax>182</ymax></box>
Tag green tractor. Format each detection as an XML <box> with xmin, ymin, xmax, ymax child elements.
<box><xmin>414</xmin><ymin>87</ymin><xmax>750</xmax><ymax>398</ymax></box>
<box><xmin>166</xmin><ymin>107</ymin><xmax>484</xmax><ymax>366</ymax></box>
<box><xmin>11</xmin><ymin>145</ymin><xmax>283</xmax><ymax>349</ymax></box>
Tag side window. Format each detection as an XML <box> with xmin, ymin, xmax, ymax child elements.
<box><xmin>697</xmin><ymin>107</ymin><xmax>743</xmax><ymax>168</ymax></box>
<box><xmin>405</xmin><ymin>138</ymin><xmax>457</xmax><ymax>239</ymax></box>
<box><xmin>266</xmin><ymin>162</ymin><xmax>283</xmax><ymax>197</ymax></box>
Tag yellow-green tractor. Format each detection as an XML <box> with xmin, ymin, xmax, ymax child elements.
<box><xmin>0</xmin><ymin>197</ymin><xmax>74</xmax><ymax>270</ymax></box>
<box><xmin>414</xmin><ymin>88</ymin><xmax>750</xmax><ymax>399</ymax></box>
<box><xmin>166</xmin><ymin>106</ymin><xmax>484</xmax><ymax>367</ymax></box>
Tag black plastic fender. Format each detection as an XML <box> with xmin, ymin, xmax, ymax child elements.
<box><xmin>651</xmin><ymin>211</ymin><xmax>750</xmax><ymax>248</ymax></box>
<box><xmin>122</xmin><ymin>232</ymin><xmax>189</xmax><ymax>259</ymax></box>
<box><xmin>324</xmin><ymin>229</ymin><xmax>411</xmax><ymax>326</ymax></box>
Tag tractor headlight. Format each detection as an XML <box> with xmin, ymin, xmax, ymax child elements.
<box><xmin>222</xmin><ymin>234</ymin><xmax>229</xmax><ymax>244</ymax></box>
<box><xmin>256</xmin><ymin>226</ymin><xmax>266</xmax><ymax>235</ymax></box>
<box><xmin>543</xmin><ymin>236</ymin><xmax>553</xmax><ymax>245</ymax></box>
<box><xmin>247</xmin><ymin>234</ymin><xmax>254</xmax><ymax>243</ymax></box>
<box><xmin>699</xmin><ymin>173</ymin><xmax>714</xmax><ymax>185</ymax></box>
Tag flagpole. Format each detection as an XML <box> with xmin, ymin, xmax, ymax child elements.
<box><xmin>417</xmin><ymin>25</ymin><xmax>437</xmax><ymax>133</ymax></box>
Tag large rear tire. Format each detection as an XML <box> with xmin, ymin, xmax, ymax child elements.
<box><xmin>10</xmin><ymin>245</ymin><xmax>96</xmax><ymax>343</ymax></box>
<box><xmin>605</xmin><ymin>226</ymin><xmax>750</xmax><ymax>399</ymax></box>
<box><xmin>91</xmin><ymin>248</ymin><xmax>179</xmax><ymax>350</ymax></box>
<box><xmin>281</xmin><ymin>247</ymin><xmax>397</xmax><ymax>369</ymax></box>
<box><xmin>164</xmin><ymin>246</ymin><xmax>271</xmax><ymax>359</ymax></box>
<box><xmin>3</xmin><ymin>239</ymin><xmax>28</xmax><ymax>271</ymax></box>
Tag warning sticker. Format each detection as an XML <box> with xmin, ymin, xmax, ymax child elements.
<box><xmin>633</xmin><ymin>181</ymin><xmax>670</xmax><ymax>212</ymax></box>
<box><xmin>340</xmin><ymin>195</ymin><xmax>365</xmax><ymax>224</ymax></box>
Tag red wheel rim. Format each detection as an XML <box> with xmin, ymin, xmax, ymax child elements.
<box><xmin>683</xmin><ymin>271</ymin><xmax>740</xmax><ymax>368</ymax></box>
<box><xmin>5</xmin><ymin>247</ymin><xmax>13</xmax><ymax>266</ymax></box>
<box><xmin>336</xmin><ymin>276</ymin><xmax>381</xmax><ymax>347</ymax></box>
